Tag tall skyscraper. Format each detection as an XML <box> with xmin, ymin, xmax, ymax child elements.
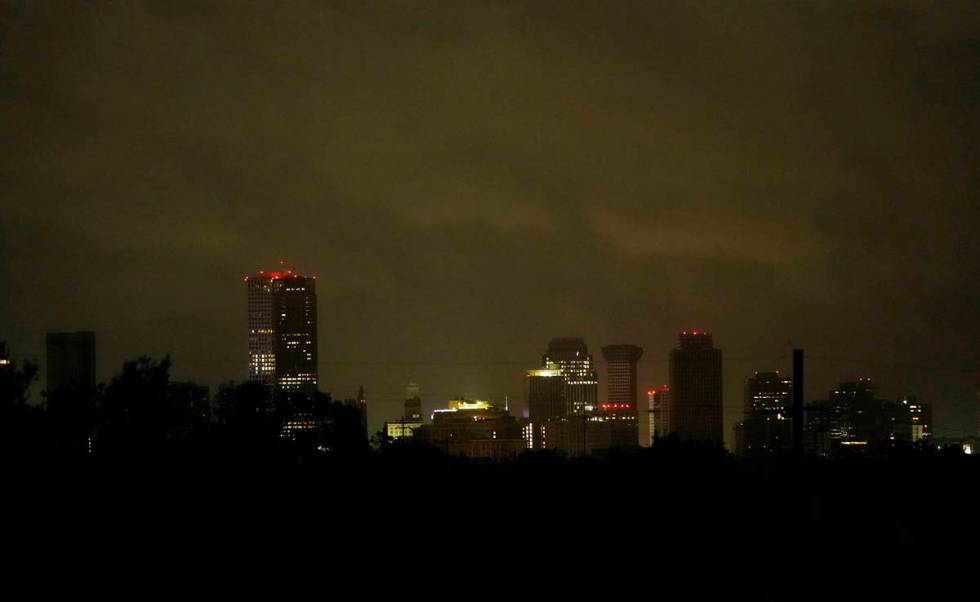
<box><xmin>542</xmin><ymin>338</ymin><xmax>598</xmax><ymax>415</ymax></box>
<box><xmin>601</xmin><ymin>344</ymin><xmax>643</xmax><ymax>410</ymax></box>
<box><xmin>46</xmin><ymin>331</ymin><xmax>96</xmax><ymax>394</ymax></box>
<box><xmin>599</xmin><ymin>344</ymin><xmax>642</xmax><ymax>447</ymax></box>
<box><xmin>734</xmin><ymin>371</ymin><xmax>793</xmax><ymax>458</ymax></box>
<box><xmin>246</xmin><ymin>267</ymin><xmax>317</xmax><ymax>396</ymax></box>
<box><xmin>526</xmin><ymin>366</ymin><xmax>565</xmax><ymax>449</ymax></box>
<box><xmin>527</xmin><ymin>367</ymin><xmax>565</xmax><ymax>421</ymax></box>
<box><xmin>667</xmin><ymin>330</ymin><xmax>723</xmax><ymax>444</ymax></box>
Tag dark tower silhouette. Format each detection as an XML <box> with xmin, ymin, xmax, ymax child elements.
<box><xmin>345</xmin><ymin>385</ymin><xmax>368</xmax><ymax>438</ymax></box>
<box><xmin>792</xmin><ymin>349</ymin><xmax>804</xmax><ymax>458</ymax></box>
<box><xmin>601</xmin><ymin>344</ymin><xmax>643</xmax><ymax>411</ymax></box>
<box><xmin>46</xmin><ymin>331</ymin><xmax>96</xmax><ymax>395</ymax></box>
<box><xmin>667</xmin><ymin>330</ymin><xmax>723</xmax><ymax>444</ymax></box>
<box><xmin>527</xmin><ymin>366</ymin><xmax>566</xmax><ymax>421</ymax></box>
<box><xmin>734</xmin><ymin>371</ymin><xmax>793</xmax><ymax>458</ymax></box>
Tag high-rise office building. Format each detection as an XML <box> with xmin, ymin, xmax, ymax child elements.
<box><xmin>600</xmin><ymin>345</ymin><xmax>642</xmax><ymax>447</ymax></box>
<box><xmin>666</xmin><ymin>330</ymin><xmax>723</xmax><ymax>444</ymax></box>
<box><xmin>734</xmin><ymin>371</ymin><xmax>793</xmax><ymax>458</ymax></box>
<box><xmin>46</xmin><ymin>331</ymin><xmax>96</xmax><ymax>394</ymax></box>
<box><xmin>542</xmin><ymin>338</ymin><xmax>598</xmax><ymax>415</ymax></box>
<box><xmin>899</xmin><ymin>395</ymin><xmax>932</xmax><ymax>443</ymax></box>
<box><xmin>246</xmin><ymin>267</ymin><xmax>317</xmax><ymax>396</ymax></box>
<box><xmin>527</xmin><ymin>367</ymin><xmax>565</xmax><ymax>421</ymax></box>
<box><xmin>827</xmin><ymin>378</ymin><xmax>881</xmax><ymax>446</ymax></box>
<box><xmin>602</xmin><ymin>344</ymin><xmax>643</xmax><ymax>409</ymax></box>
<box><xmin>526</xmin><ymin>366</ymin><xmax>565</xmax><ymax>449</ymax></box>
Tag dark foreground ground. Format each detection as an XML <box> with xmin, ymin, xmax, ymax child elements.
<box><xmin>8</xmin><ymin>443</ymin><xmax>979</xmax><ymax>558</ymax></box>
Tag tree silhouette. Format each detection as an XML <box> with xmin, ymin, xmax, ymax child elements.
<box><xmin>0</xmin><ymin>342</ymin><xmax>43</xmax><ymax>462</ymax></box>
<box><xmin>94</xmin><ymin>355</ymin><xmax>204</xmax><ymax>463</ymax></box>
<box><xmin>45</xmin><ymin>382</ymin><xmax>99</xmax><ymax>462</ymax></box>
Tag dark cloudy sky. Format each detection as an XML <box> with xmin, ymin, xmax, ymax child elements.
<box><xmin>2</xmin><ymin>1</ymin><xmax>979</xmax><ymax>443</ymax></box>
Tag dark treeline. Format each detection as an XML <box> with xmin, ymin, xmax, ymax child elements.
<box><xmin>3</xmin><ymin>348</ymin><xmax>979</xmax><ymax>550</ymax></box>
<box><xmin>1</xmin><ymin>352</ymin><xmax>370</xmax><ymax>469</ymax></box>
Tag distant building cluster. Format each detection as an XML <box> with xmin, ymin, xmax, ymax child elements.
<box><xmin>383</xmin><ymin>333</ymin><xmax>727</xmax><ymax>458</ymax></box>
<box><xmin>805</xmin><ymin>379</ymin><xmax>933</xmax><ymax>455</ymax></box>
<box><xmin>11</xmin><ymin>265</ymin><xmax>979</xmax><ymax>461</ymax></box>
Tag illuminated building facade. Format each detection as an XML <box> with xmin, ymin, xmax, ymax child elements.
<box><xmin>543</xmin><ymin>338</ymin><xmax>598</xmax><ymax>415</ymax></box>
<box><xmin>45</xmin><ymin>331</ymin><xmax>96</xmax><ymax>395</ymax></box>
<box><xmin>384</xmin><ymin>419</ymin><xmax>423</xmax><ymax>440</ymax></box>
<box><xmin>734</xmin><ymin>371</ymin><xmax>793</xmax><ymax>458</ymax></box>
<box><xmin>280</xmin><ymin>414</ymin><xmax>319</xmax><ymax>441</ymax></box>
<box><xmin>415</xmin><ymin>399</ymin><xmax>527</xmax><ymax>459</ymax></box>
<box><xmin>666</xmin><ymin>331</ymin><xmax>723</xmax><ymax>444</ymax></box>
<box><xmin>246</xmin><ymin>268</ymin><xmax>317</xmax><ymax>396</ymax></box>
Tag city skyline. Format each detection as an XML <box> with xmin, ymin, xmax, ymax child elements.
<box><xmin>8</xmin><ymin>319</ymin><xmax>977</xmax><ymax>453</ymax></box>
<box><xmin>3</xmin><ymin>2</ymin><xmax>980</xmax><ymax>448</ymax></box>
<box><xmin>4</xmin><ymin>1</ymin><xmax>980</xmax><ymax>555</ymax></box>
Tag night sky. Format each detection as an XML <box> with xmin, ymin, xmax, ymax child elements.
<box><xmin>2</xmin><ymin>1</ymin><xmax>979</xmax><ymax>445</ymax></box>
